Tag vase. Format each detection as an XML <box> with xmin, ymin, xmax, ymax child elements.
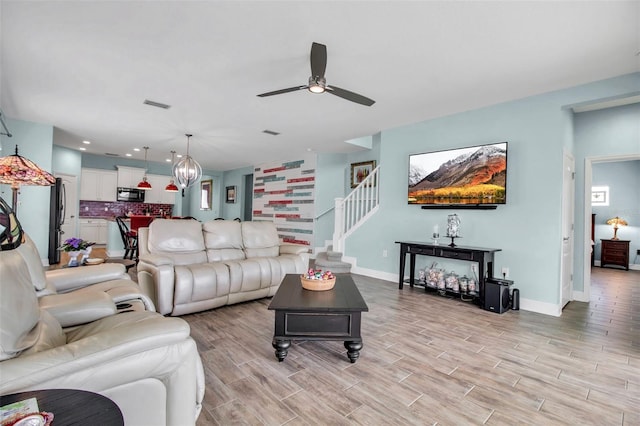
<box><xmin>67</xmin><ymin>251</ymin><xmax>81</xmax><ymax>267</ymax></box>
<box><xmin>81</xmin><ymin>246</ymin><xmax>92</xmax><ymax>264</ymax></box>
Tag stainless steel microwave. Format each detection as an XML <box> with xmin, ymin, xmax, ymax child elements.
<box><xmin>117</xmin><ymin>187</ymin><xmax>145</xmax><ymax>202</ymax></box>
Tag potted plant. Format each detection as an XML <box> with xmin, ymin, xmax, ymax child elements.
<box><xmin>59</xmin><ymin>237</ymin><xmax>95</xmax><ymax>267</ymax></box>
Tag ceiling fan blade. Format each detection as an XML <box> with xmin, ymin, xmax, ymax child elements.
<box><xmin>326</xmin><ymin>85</ymin><xmax>375</xmax><ymax>106</ymax></box>
<box><xmin>310</xmin><ymin>42</ymin><xmax>327</xmax><ymax>78</ymax></box>
<box><xmin>257</xmin><ymin>86</ymin><xmax>307</xmax><ymax>97</ymax></box>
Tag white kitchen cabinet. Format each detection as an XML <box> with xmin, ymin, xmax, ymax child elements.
<box><xmin>79</xmin><ymin>219</ymin><xmax>108</xmax><ymax>244</ymax></box>
<box><xmin>80</xmin><ymin>168</ymin><xmax>117</xmax><ymax>201</ymax></box>
<box><xmin>144</xmin><ymin>174</ymin><xmax>177</xmax><ymax>204</ymax></box>
<box><xmin>117</xmin><ymin>166</ymin><xmax>145</xmax><ymax>188</ymax></box>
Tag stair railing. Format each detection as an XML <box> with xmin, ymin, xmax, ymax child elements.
<box><xmin>333</xmin><ymin>165</ymin><xmax>380</xmax><ymax>253</ymax></box>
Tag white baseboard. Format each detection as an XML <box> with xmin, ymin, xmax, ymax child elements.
<box><xmin>519</xmin><ymin>298</ymin><xmax>562</xmax><ymax>317</ymax></box>
<box><xmin>571</xmin><ymin>291</ymin><xmax>589</xmax><ymax>302</ymax></box>
<box><xmin>346</xmin><ymin>257</ymin><xmax>563</xmax><ymax>317</ymax></box>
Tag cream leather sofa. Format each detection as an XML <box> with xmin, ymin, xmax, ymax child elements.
<box><xmin>17</xmin><ymin>233</ymin><xmax>154</xmax><ymax>314</ymax></box>
<box><xmin>137</xmin><ymin>219</ymin><xmax>309</xmax><ymax>316</ymax></box>
<box><xmin>0</xmin><ymin>243</ymin><xmax>205</xmax><ymax>425</ymax></box>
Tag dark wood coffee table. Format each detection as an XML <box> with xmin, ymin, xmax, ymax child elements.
<box><xmin>268</xmin><ymin>274</ymin><xmax>369</xmax><ymax>363</ymax></box>
<box><xmin>0</xmin><ymin>389</ymin><xmax>123</xmax><ymax>425</ymax></box>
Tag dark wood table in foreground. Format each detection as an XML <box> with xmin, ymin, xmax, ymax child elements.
<box><xmin>0</xmin><ymin>389</ymin><xmax>124</xmax><ymax>425</ymax></box>
<box><xmin>268</xmin><ymin>274</ymin><xmax>369</xmax><ymax>363</ymax></box>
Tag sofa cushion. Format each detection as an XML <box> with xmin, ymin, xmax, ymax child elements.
<box><xmin>0</xmin><ymin>250</ymin><xmax>46</xmax><ymax>360</ymax></box>
<box><xmin>16</xmin><ymin>234</ymin><xmax>48</xmax><ymax>291</ymax></box>
<box><xmin>148</xmin><ymin>219</ymin><xmax>205</xmax><ymax>253</ymax></box>
<box><xmin>203</xmin><ymin>220</ymin><xmax>245</xmax><ymax>262</ymax></box>
<box><xmin>242</xmin><ymin>221</ymin><xmax>279</xmax><ymax>258</ymax></box>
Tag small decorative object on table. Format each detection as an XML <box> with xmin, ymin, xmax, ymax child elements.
<box><xmin>59</xmin><ymin>237</ymin><xmax>95</xmax><ymax>267</ymax></box>
<box><xmin>446</xmin><ymin>213</ymin><xmax>461</xmax><ymax>247</ymax></box>
<box><xmin>301</xmin><ymin>269</ymin><xmax>336</xmax><ymax>291</ymax></box>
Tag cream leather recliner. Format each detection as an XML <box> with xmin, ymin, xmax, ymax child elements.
<box><xmin>17</xmin><ymin>233</ymin><xmax>155</xmax><ymax>313</ymax></box>
<box><xmin>137</xmin><ymin>219</ymin><xmax>309</xmax><ymax>316</ymax></box>
<box><xmin>0</xmin><ymin>244</ymin><xmax>205</xmax><ymax>425</ymax></box>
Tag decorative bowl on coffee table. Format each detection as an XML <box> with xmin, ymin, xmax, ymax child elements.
<box><xmin>300</xmin><ymin>275</ymin><xmax>336</xmax><ymax>291</ymax></box>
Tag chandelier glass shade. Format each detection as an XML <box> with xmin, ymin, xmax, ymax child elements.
<box><xmin>165</xmin><ymin>150</ymin><xmax>179</xmax><ymax>192</ymax></box>
<box><xmin>0</xmin><ymin>145</ymin><xmax>56</xmax><ymax>215</ymax></box>
<box><xmin>137</xmin><ymin>146</ymin><xmax>152</xmax><ymax>190</ymax></box>
<box><xmin>172</xmin><ymin>134</ymin><xmax>202</xmax><ymax>189</ymax></box>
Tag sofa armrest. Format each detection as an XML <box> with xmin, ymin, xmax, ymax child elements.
<box><xmin>45</xmin><ymin>263</ymin><xmax>129</xmax><ymax>293</ymax></box>
<box><xmin>137</xmin><ymin>256</ymin><xmax>176</xmax><ymax>315</ymax></box>
<box><xmin>279</xmin><ymin>243</ymin><xmax>308</xmax><ymax>255</ymax></box>
<box><xmin>38</xmin><ymin>292</ymin><xmax>117</xmax><ymax>327</ymax></box>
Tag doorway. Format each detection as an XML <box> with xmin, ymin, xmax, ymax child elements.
<box><xmin>583</xmin><ymin>154</ymin><xmax>640</xmax><ymax>301</ymax></box>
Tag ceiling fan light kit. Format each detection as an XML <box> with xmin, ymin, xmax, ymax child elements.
<box><xmin>257</xmin><ymin>42</ymin><xmax>375</xmax><ymax>106</ymax></box>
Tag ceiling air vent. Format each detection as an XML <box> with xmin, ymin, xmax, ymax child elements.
<box><xmin>262</xmin><ymin>129</ymin><xmax>280</xmax><ymax>136</ymax></box>
<box><xmin>105</xmin><ymin>153</ymin><xmax>120</xmax><ymax>157</ymax></box>
<box><xmin>143</xmin><ymin>99</ymin><xmax>171</xmax><ymax>109</ymax></box>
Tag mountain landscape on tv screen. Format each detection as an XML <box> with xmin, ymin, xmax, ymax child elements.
<box><xmin>409</xmin><ymin>145</ymin><xmax>507</xmax><ymax>205</ymax></box>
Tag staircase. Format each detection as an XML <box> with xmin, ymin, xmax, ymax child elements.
<box><xmin>315</xmin><ymin>165</ymin><xmax>380</xmax><ymax>273</ymax></box>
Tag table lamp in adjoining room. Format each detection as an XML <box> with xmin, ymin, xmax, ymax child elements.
<box><xmin>0</xmin><ymin>145</ymin><xmax>56</xmax><ymax>216</ymax></box>
<box><xmin>606</xmin><ymin>216</ymin><xmax>628</xmax><ymax>240</ymax></box>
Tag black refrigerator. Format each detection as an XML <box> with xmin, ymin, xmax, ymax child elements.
<box><xmin>48</xmin><ymin>178</ymin><xmax>65</xmax><ymax>264</ymax></box>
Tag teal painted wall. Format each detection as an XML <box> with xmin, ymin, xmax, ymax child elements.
<box><xmin>591</xmin><ymin>160</ymin><xmax>640</xmax><ymax>263</ymax></box>
<box><xmin>0</xmin><ymin>118</ymin><xmax>54</xmax><ymax>258</ymax></box>
<box><xmin>315</xmin><ymin>152</ymin><xmax>347</xmax><ymax>249</ymax></box>
<box><xmin>345</xmin><ymin>73</ymin><xmax>640</xmax><ymax>308</ymax></box>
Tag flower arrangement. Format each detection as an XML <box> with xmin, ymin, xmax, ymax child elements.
<box><xmin>59</xmin><ymin>237</ymin><xmax>95</xmax><ymax>252</ymax></box>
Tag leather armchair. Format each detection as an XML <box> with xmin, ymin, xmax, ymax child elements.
<box><xmin>17</xmin><ymin>234</ymin><xmax>154</xmax><ymax>312</ymax></box>
<box><xmin>0</xmin><ymin>244</ymin><xmax>205</xmax><ymax>425</ymax></box>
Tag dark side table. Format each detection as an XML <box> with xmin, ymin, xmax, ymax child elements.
<box><xmin>268</xmin><ymin>274</ymin><xmax>369</xmax><ymax>363</ymax></box>
<box><xmin>0</xmin><ymin>389</ymin><xmax>124</xmax><ymax>425</ymax></box>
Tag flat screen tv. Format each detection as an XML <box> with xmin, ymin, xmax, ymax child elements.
<box><xmin>408</xmin><ymin>142</ymin><xmax>507</xmax><ymax>206</ymax></box>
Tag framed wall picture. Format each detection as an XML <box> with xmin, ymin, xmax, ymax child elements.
<box><xmin>350</xmin><ymin>160</ymin><xmax>376</xmax><ymax>188</ymax></box>
<box><xmin>200</xmin><ymin>180</ymin><xmax>212</xmax><ymax>210</ymax></box>
<box><xmin>226</xmin><ymin>185</ymin><xmax>237</xmax><ymax>203</ymax></box>
<box><xmin>591</xmin><ymin>186</ymin><xmax>609</xmax><ymax>206</ymax></box>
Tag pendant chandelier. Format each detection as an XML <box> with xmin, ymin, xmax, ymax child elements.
<box><xmin>172</xmin><ymin>134</ymin><xmax>202</xmax><ymax>189</ymax></box>
<box><xmin>165</xmin><ymin>150</ymin><xmax>179</xmax><ymax>192</ymax></box>
<box><xmin>137</xmin><ymin>146</ymin><xmax>152</xmax><ymax>190</ymax></box>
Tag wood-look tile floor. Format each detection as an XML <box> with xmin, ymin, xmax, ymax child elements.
<box><xmin>177</xmin><ymin>267</ymin><xmax>640</xmax><ymax>425</ymax></box>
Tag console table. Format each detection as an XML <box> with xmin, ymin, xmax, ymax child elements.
<box><xmin>395</xmin><ymin>241</ymin><xmax>501</xmax><ymax>308</ymax></box>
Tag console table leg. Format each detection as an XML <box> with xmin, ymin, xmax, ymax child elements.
<box><xmin>344</xmin><ymin>341</ymin><xmax>363</xmax><ymax>363</ymax></box>
<box><xmin>272</xmin><ymin>339</ymin><xmax>291</xmax><ymax>362</ymax></box>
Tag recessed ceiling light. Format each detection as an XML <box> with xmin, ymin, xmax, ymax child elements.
<box><xmin>166</xmin><ymin>158</ymin><xmax>171</xmax><ymax>162</ymax></box>
<box><xmin>82</xmin><ymin>140</ymin><xmax>91</xmax><ymax>144</ymax></box>
<box><xmin>176</xmin><ymin>154</ymin><xmax>183</xmax><ymax>158</ymax></box>
<box><xmin>133</xmin><ymin>148</ymin><xmax>141</xmax><ymax>152</ymax></box>
<box><xmin>125</xmin><ymin>153</ymin><xmax>132</xmax><ymax>157</ymax></box>
<box><xmin>79</xmin><ymin>147</ymin><xmax>86</xmax><ymax>151</ymax></box>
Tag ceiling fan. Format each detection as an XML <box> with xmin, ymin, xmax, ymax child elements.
<box><xmin>257</xmin><ymin>42</ymin><xmax>375</xmax><ymax>107</ymax></box>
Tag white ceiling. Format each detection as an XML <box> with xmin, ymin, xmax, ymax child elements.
<box><xmin>1</xmin><ymin>1</ymin><xmax>638</xmax><ymax>171</ymax></box>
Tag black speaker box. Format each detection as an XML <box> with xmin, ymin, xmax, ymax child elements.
<box><xmin>484</xmin><ymin>278</ymin><xmax>513</xmax><ymax>314</ymax></box>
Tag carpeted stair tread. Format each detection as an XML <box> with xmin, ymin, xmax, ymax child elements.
<box><xmin>314</xmin><ymin>251</ymin><xmax>351</xmax><ymax>273</ymax></box>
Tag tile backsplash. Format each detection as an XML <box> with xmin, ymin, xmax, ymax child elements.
<box><xmin>79</xmin><ymin>200</ymin><xmax>174</xmax><ymax>218</ymax></box>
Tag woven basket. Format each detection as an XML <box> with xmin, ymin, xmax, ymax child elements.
<box><xmin>300</xmin><ymin>275</ymin><xmax>336</xmax><ymax>291</ymax></box>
